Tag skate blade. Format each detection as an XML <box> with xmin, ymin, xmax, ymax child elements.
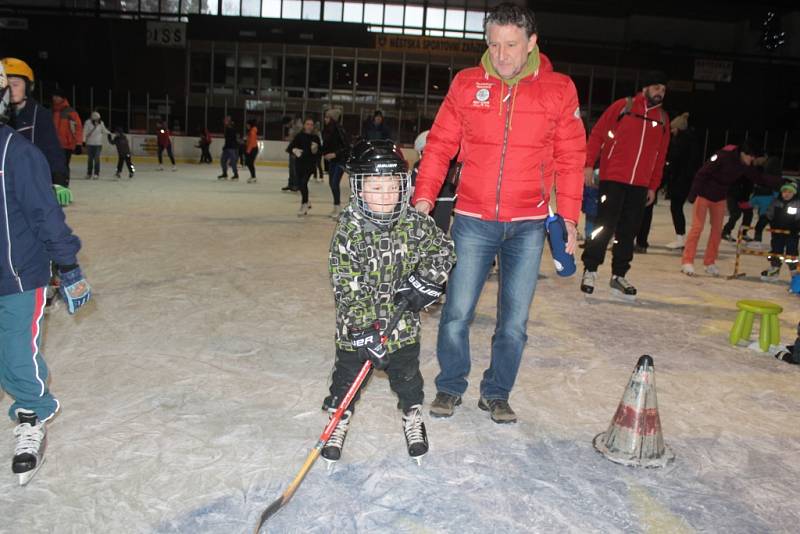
<box><xmin>323</xmin><ymin>459</ymin><xmax>338</xmax><ymax>473</ymax></box>
<box><xmin>410</xmin><ymin>452</ymin><xmax>427</xmax><ymax>466</ymax></box>
<box><xmin>609</xmin><ymin>289</ymin><xmax>637</xmax><ymax>302</ymax></box>
<box><xmin>16</xmin><ymin>458</ymin><xmax>44</xmax><ymax>486</ymax></box>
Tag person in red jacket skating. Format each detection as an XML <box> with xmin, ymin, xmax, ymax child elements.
<box><xmin>155</xmin><ymin>119</ymin><xmax>177</xmax><ymax>171</ymax></box>
<box><xmin>51</xmin><ymin>89</ymin><xmax>83</xmax><ymax>184</ymax></box>
<box><xmin>580</xmin><ymin>72</ymin><xmax>671</xmax><ymax>299</ymax></box>
<box><xmin>412</xmin><ymin>3</ymin><xmax>585</xmax><ymax>424</ymax></box>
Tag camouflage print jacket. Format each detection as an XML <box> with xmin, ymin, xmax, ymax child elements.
<box><xmin>329</xmin><ymin>206</ymin><xmax>456</xmax><ymax>352</ymax></box>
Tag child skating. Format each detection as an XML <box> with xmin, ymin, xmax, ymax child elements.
<box><xmin>323</xmin><ymin>139</ymin><xmax>455</xmax><ymax>465</ymax></box>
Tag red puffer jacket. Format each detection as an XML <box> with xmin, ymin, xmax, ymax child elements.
<box><xmin>586</xmin><ymin>93</ymin><xmax>670</xmax><ymax>191</ymax></box>
<box><xmin>412</xmin><ymin>53</ymin><xmax>586</xmax><ymax>224</ymax></box>
<box><xmin>51</xmin><ymin>98</ymin><xmax>83</xmax><ymax>151</ymax></box>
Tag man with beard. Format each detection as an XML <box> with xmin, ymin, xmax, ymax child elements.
<box><xmin>579</xmin><ymin>73</ymin><xmax>670</xmax><ymax>299</ymax></box>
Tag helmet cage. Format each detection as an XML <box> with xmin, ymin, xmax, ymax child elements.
<box><xmin>350</xmin><ymin>170</ymin><xmax>411</xmax><ymax>228</ymax></box>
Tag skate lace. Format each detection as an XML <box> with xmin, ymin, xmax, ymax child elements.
<box><xmin>402</xmin><ymin>406</ymin><xmax>425</xmax><ymax>445</ymax></box>
<box><xmin>327</xmin><ymin>413</ymin><xmax>350</xmax><ymax>449</ymax></box>
<box><xmin>14</xmin><ymin>422</ymin><xmax>44</xmax><ymax>456</ymax></box>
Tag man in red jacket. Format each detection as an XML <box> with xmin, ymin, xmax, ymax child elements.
<box><xmin>412</xmin><ymin>3</ymin><xmax>585</xmax><ymax>424</ymax></box>
<box><xmin>51</xmin><ymin>89</ymin><xmax>83</xmax><ymax>184</ymax></box>
<box><xmin>580</xmin><ymin>72</ymin><xmax>671</xmax><ymax>299</ymax></box>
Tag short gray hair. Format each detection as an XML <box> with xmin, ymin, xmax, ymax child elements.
<box><xmin>484</xmin><ymin>3</ymin><xmax>537</xmax><ymax>39</ymax></box>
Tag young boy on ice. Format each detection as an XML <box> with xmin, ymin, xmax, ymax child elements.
<box><xmin>0</xmin><ymin>62</ymin><xmax>92</xmax><ymax>485</ymax></box>
<box><xmin>323</xmin><ymin>139</ymin><xmax>455</xmax><ymax>465</ymax></box>
<box><xmin>761</xmin><ymin>182</ymin><xmax>800</xmax><ymax>281</ymax></box>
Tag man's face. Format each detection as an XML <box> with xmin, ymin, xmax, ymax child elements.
<box><xmin>486</xmin><ymin>23</ymin><xmax>536</xmax><ymax>80</ymax></box>
<box><xmin>361</xmin><ymin>174</ymin><xmax>400</xmax><ymax>213</ymax></box>
<box><xmin>52</xmin><ymin>95</ymin><xmax>63</xmax><ymax>106</ymax></box>
<box><xmin>373</xmin><ymin>115</ymin><xmax>383</xmax><ymax>125</ymax></box>
<box><xmin>303</xmin><ymin>119</ymin><xmax>314</xmax><ymax>133</ymax></box>
<box><xmin>781</xmin><ymin>189</ymin><xmax>795</xmax><ymax>201</ymax></box>
<box><xmin>7</xmin><ymin>77</ymin><xmax>26</xmax><ymax>105</ymax></box>
<box><xmin>643</xmin><ymin>84</ymin><xmax>666</xmax><ymax>106</ymax></box>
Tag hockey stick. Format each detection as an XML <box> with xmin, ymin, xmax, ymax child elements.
<box><xmin>253</xmin><ymin>301</ymin><xmax>408</xmax><ymax>532</ymax></box>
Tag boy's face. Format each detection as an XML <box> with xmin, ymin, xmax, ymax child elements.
<box><xmin>361</xmin><ymin>174</ymin><xmax>400</xmax><ymax>213</ymax></box>
<box><xmin>782</xmin><ymin>189</ymin><xmax>795</xmax><ymax>201</ymax></box>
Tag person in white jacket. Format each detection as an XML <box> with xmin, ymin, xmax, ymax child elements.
<box><xmin>82</xmin><ymin>111</ymin><xmax>109</xmax><ymax>179</ymax></box>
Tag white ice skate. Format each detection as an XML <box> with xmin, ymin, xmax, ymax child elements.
<box><xmin>321</xmin><ymin>409</ymin><xmax>351</xmax><ymax>471</ymax></box>
<box><xmin>609</xmin><ymin>275</ymin><xmax>637</xmax><ymax>302</ymax></box>
<box><xmin>402</xmin><ymin>405</ymin><xmax>428</xmax><ymax>465</ymax></box>
<box><xmin>12</xmin><ymin>410</ymin><xmax>46</xmax><ymax>486</ymax></box>
<box><xmin>704</xmin><ymin>264</ymin><xmax>721</xmax><ymax>277</ymax></box>
<box><xmin>665</xmin><ymin>234</ymin><xmax>685</xmax><ymax>250</ymax></box>
<box><xmin>681</xmin><ymin>263</ymin><xmax>696</xmax><ymax>276</ymax></box>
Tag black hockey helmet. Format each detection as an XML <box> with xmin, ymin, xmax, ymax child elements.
<box><xmin>346</xmin><ymin>139</ymin><xmax>410</xmax><ymax>228</ymax></box>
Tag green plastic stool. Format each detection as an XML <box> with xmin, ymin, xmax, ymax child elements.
<box><xmin>729</xmin><ymin>300</ymin><xmax>783</xmax><ymax>352</ymax></box>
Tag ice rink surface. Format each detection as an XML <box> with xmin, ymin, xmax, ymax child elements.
<box><xmin>1</xmin><ymin>161</ymin><xmax>799</xmax><ymax>533</ymax></box>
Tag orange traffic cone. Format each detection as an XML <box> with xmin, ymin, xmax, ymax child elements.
<box><xmin>593</xmin><ymin>355</ymin><xmax>674</xmax><ymax>468</ymax></box>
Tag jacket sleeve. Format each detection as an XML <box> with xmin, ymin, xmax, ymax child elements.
<box><xmin>649</xmin><ymin>122</ymin><xmax>671</xmax><ymax>191</ymax></box>
<box><xmin>329</xmin><ymin>226</ymin><xmax>377</xmax><ymax>335</ymax></box>
<box><xmin>412</xmin><ymin>75</ymin><xmax>464</xmax><ymax>207</ymax></box>
<box><xmin>413</xmin><ymin>216</ymin><xmax>456</xmax><ymax>285</ymax></box>
<box><xmin>10</xmin><ymin>136</ymin><xmax>80</xmax><ymax>266</ymax></box>
<box><xmin>585</xmin><ymin>98</ymin><xmax>626</xmax><ymax>168</ymax></box>
<box><xmin>553</xmin><ymin>77</ymin><xmax>587</xmax><ymax>224</ymax></box>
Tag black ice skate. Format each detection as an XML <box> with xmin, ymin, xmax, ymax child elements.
<box><xmin>12</xmin><ymin>410</ymin><xmax>46</xmax><ymax>486</ymax></box>
<box><xmin>761</xmin><ymin>265</ymin><xmax>781</xmax><ymax>282</ymax></box>
<box><xmin>402</xmin><ymin>405</ymin><xmax>429</xmax><ymax>464</ymax></box>
<box><xmin>580</xmin><ymin>270</ymin><xmax>597</xmax><ymax>294</ymax></box>
<box><xmin>321</xmin><ymin>409</ymin><xmax>351</xmax><ymax>469</ymax></box>
<box><xmin>610</xmin><ymin>275</ymin><xmax>637</xmax><ymax>301</ymax></box>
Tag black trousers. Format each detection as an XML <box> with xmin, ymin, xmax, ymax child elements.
<box><xmin>63</xmin><ymin>149</ymin><xmax>72</xmax><ymax>186</ymax></box>
<box><xmin>158</xmin><ymin>144</ymin><xmax>175</xmax><ymax>165</ymax></box>
<box><xmin>200</xmin><ymin>144</ymin><xmax>212</xmax><ymax>163</ymax></box>
<box><xmin>635</xmin><ymin>201</ymin><xmax>655</xmax><ymax>249</ymax></box>
<box><xmin>297</xmin><ymin>162</ymin><xmax>314</xmax><ymax>203</ymax></box>
<box><xmin>769</xmin><ymin>230</ymin><xmax>799</xmax><ymax>270</ymax></box>
<box><xmin>245</xmin><ymin>148</ymin><xmax>258</xmax><ymax>178</ymax></box>
<box><xmin>669</xmin><ymin>182</ymin><xmax>691</xmax><ymax>235</ymax></box>
<box><xmin>581</xmin><ymin>180</ymin><xmax>648</xmax><ymax>277</ymax></box>
<box><xmin>116</xmin><ymin>154</ymin><xmax>134</xmax><ymax>174</ymax></box>
<box><xmin>323</xmin><ymin>343</ymin><xmax>423</xmax><ymax>413</ymax></box>
<box><xmin>722</xmin><ymin>195</ymin><xmax>754</xmax><ymax>237</ymax></box>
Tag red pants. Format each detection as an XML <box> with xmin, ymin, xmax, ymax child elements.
<box><xmin>682</xmin><ymin>197</ymin><xmax>726</xmax><ymax>266</ymax></box>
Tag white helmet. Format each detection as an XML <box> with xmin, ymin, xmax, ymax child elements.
<box><xmin>413</xmin><ymin>130</ymin><xmax>429</xmax><ymax>155</ymax></box>
<box><xmin>0</xmin><ymin>61</ymin><xmax>9</xmax><ymax>125</ymax></box>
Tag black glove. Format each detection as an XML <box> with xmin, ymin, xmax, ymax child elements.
<box><xmin>73</xmin><ymin>145</ymin><xmax>83</xmax><ymax>155</ymax></box>
<box><xmin>395</xmin><ymin>272</ymin><xmax>444</xmax><ymax>312</ymax></box>
<box><xmin>350</xmin><ymin>323</ymin><xmax>389</xmax><ymax>370</ymax></box>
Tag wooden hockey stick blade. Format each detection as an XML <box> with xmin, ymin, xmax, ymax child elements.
<box><xmin>254</xmin><ymin>447</ymin><xmax>322</xmax><ymax>533</ymax></box>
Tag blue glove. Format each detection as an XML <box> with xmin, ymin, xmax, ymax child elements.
<box><xmin>545</xmin><ymin>212</ymin><xmax>576</xmax><ymax>277</ymax></box>
<box><xmin>350</xmin><ymin>323</ymin><xmax>389</xmax><ymax>370</ymax></box>
<box><xmin>58</xmin><ymin>267</ymin><xmax>92</xmax><ymax>314</ymax></box>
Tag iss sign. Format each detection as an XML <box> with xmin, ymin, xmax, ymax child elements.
<box><xmin>146</xmin><ymin>21</ymin><xmax>187</xmax><ymax>48</ymax></box>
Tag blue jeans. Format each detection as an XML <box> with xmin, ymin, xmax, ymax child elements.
<box><xmin>221</xmin><ymin>148</ymin><xmax>239</xmax><ymax>176</ymax></box>
<box><xmin>328</xmin><ymin>163</ymin><xmax>345</xmax><ymax>205</ymax></box>
<box><xmin>86</xmin><ymin>144</ymin><xmax>102</xmax><ymax>176</ymax></box>
<box><xmin>435</xmin><ymin>214</ymin><xmax>545</xmax><ymax>400</ymax></box>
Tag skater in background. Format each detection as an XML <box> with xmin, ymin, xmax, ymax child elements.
<box><xmin>197</xmin><ymin>128</ymin><xmax>212</xmax><ymax>164</ymax></box>
<box><xmin>313</xmin><ymin>120</ymin><xmax>324</xmax><ymax>183</ymax></box>
<box><xmin>108</xmin><ymin>127</ymin><xmax>134</xmax><ymax>179</ymax></box>
<box><xmin>580</xmin><ymin>71</ymin><xmax>670</xmax><ymax>297</ymax></box>
<box><xmin>721</xmin><ymin>175</ymin><xmax>755</xmax><ymax>242</ymax></box>
<box><xmin>155</xmin><ymin>119</ymin><xmax>177</xmax><ymax>171</ymax></box>
<box><xmin>663</xmin><ymin>112</ymin><xmax>698</xmax><ymax>250</ymax></box>
<box><xmin>411</xmin><ymin>130</ymin><xmax>458</xmax><ymax>234</ymax></box>
<box><xmin>286</xmin><ymin>117</ymin><xmax>321</xmax><ymax>216</ymax></box>
<box><xmin>1</xmin><ymin>57</ymin><xmax>72</xmax><ymax>206</ymax></box>
<box><xmin>0</xmin><ymin>65</ymin><xmax>92</xmax><ymax>485</ymax></box>
<box><xmin>51</xmin><ymin>89</ymin><xmax>82</xmax><ymax>184</ymax></box>
<box><xmin>244</xmin><ymin>119</ymin><xmax>259</xmax><ymax>183</ymax></box>
<box><xmin>218</xmin><ymin>116</ymin><xmax>239</xmax><ymax>181</ymax></box>
<box><xmin>364</xmin><ymin>109</ymin><xmax>391</xmax><ymax>140</ymax></box>
<box><xmin>760</xmin><ymin>182</ymin><xmax>800</xmax><ymax>281</ymax></box>
<box><xmin>322</xmin><ymin>139</ymin><xmax>454</xmax><ymax>465</ymax></box>
<box><xmin>82</xmin><ymin>111</ymin><xmax>109</xmax><ymax>179</ymax></box>
<box><xmin>750</xmin><ymin>155</ymin><xmax>783</xmax><ymax>244</ymax></box>
<box><xmin>680</xmin><ymin>140</ymin><xmax>780</xmax><ymax>276</ymax></box>
<box><xmin>322</xmin><ymin>108</ymin><xmax>350</xmax><ymax>219</ymax></box>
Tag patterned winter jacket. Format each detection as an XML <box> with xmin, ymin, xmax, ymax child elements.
<box><xmin>329</xmin><ymin>206</ymin><xmax>455</xmax><ymax>353</ymax></box>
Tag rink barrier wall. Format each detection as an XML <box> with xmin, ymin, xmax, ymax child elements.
<box><xmin>72</xmin><ymin>134</ymin><xmax>420</xmax><ymax>168</ymax></box>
